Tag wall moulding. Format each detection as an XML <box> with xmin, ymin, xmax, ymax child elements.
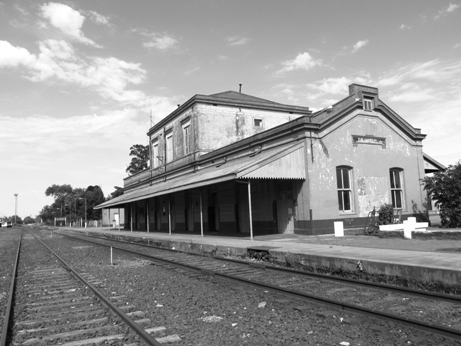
<box><xmin>352</xmin><ymin>135</ymin><xmax>386</xmax><ymax>149</ymax></box>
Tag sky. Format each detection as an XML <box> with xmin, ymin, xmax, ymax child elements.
<box><xmin>1</xmin><ymin>0</ymin><xmax>460</xmax><ymax>219</ymax></box>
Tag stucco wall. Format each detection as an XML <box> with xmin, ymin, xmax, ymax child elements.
<box><xmin>308</xmin><ymin>110</ymin><xmax>426</xmax><ymax>221</ymax></box>
<box><xmin>197</xmin><ymin>104</ymin><xmax>300</xmax><ymax>152</ymax></box>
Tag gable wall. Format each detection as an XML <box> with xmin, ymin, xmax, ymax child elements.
<box><xmin>308</xmin><ymin>109</ymin><xmax>426</xmax><ymax>222</ymax></box>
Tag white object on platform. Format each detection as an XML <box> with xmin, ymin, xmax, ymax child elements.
<box><xmin>403</xmin><ymin>220</ymin><xmax>412</xmax><ymax>239</ymax></box>
<box><xmin>334</xmin><ymin>221</ymin><xmax>344</xmax><ymax>237</ymax></box>
<box><xmin>379</xmin><ymin>219</ymin><xmax>429</xmax><ymax>232</ymax></box>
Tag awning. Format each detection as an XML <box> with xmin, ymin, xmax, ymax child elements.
<box><xmin>95</xmin><ymin>142</ymin><xmax>305</xmax><ymax>209</ymax></box>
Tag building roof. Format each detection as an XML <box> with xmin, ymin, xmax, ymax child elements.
<box><xmin>96</xmin><ymin>142</ymin><xmax>306</xmax><ymax>209</ymax></box>
<box><xmin>209</xmin><ymin>91</ymin><xmax>282</xmax><ymax>105</ymax></box>
<box><xmin>423</xmin><ymin>152</ymin><xmax>446</xmax><ymax>173</ymax></box>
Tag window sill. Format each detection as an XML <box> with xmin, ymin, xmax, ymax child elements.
<box><xmin>339</xmin><ymin>211</ymin><xmax>357</xmax><ymax>216</ymax></box>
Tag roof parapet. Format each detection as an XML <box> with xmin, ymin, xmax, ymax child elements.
<box><xmin>349</xmin><ymin>84</ymin><xmax>378</xmax><ymax>97</ymax></box>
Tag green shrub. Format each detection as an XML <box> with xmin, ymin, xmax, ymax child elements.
<box><xmin>378</xmin><ymin>204</ymin><xmax>393</xmax><ymax>225</ymax></box>
<box><xmin>422</xmin><ymin>162</ymin><xmax>461</xmax><ymax>228</ymax></box>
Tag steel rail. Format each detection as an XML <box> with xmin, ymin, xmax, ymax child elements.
<box><xmin>32</xmin><ymin>234</ymin><xmax>163</xmax><ymax>346</ymax></box>
<box><xmin>58</xmin><ymin>231</ymin><xmax>461</xmax><ymax>341</ymax></box>
<box><xmin>0</xmin><ymin>235</ymin><xmax>21</xmax><ymax>346</ymax></box>
<box><xmin>60</xmin><ymin>230</ymin><xmax>461</xmax><ymax>304</ymax></box>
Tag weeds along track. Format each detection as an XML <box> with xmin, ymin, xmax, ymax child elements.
<box><xmin>0</xmin><ymin>229</ymin><xmax>21</xmax><ymax>346</ymax></box>
<box><xmin>5</xmin><ymin>231</ymin><xmax>180</xmax><ymax>346</ymax></box>
<box><xmin>56</xmin><ymin>230</ymin><xmax>461</xmax><ymax>344</ymax></box>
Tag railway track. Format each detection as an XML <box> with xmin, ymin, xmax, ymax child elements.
<box><xmin>2</xmin><ymin>231</ymin><xmax>181</xmax><ymax>346</ymax></box>
<box><xmin>54</xmin><ymin>229</ymin><xmax>461</xmax><ymax>344</ymax></box>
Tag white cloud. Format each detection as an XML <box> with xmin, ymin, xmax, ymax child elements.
<box><xmin>308</xmin><ymin>77</ymin><xmax>352</xmax><ymax>95</ymax></box>
<box><xmin>0</xmin><ymin>40</ymin><xmax>36</xmax><ymax>67</ymax></box>
<box><xmin>0</xmin><ymin>39</ymin><xmax>176</xmax><ymax>110</ymax></box>
<box><xmin>0</xmin><ymin>104</ymin><xmax>174</xmax><ymax>173</ymax></box>
<box><xmin>435</xmin><ymin>3</ymin><xmax>460</xmax><ymax>19</ymax></box>
<box><xmin>40</xmin><ymin>2</ymin><xmax>101</xmax><ymax>47</ymax></box>
<box><xmin>388</xmin><ymin>82</ymin><xmax>435</xmax><ymax>103</ymax></box>
<box><xmin>277</xmin><ymin>52</ymin><xmax>321</xmax><ymax>74</ymax></box>
<box><xmin>14</xmin><ymin>4</ymin><xmax>29</xmax><ymax>16</ymax></box>
<box><xmin>270</xmin><ymin>83</ymin><xmax>300</xmax><ymax>103</ymax></box>
<box><xmin>184</xmin><ymin>66</ymin><xmax>201</xmax><ymax>75</ymax></box>
<box><xmin>399</xmin><ymin>24</ymin><xmax>411</xmax><ymax>30</ymax></box>
<box><xmin>226</xmin><ymin>36</ymin><xmax>251</xmax><ymax>46</ymax></box>
<box><xmin>379</xmin><ymin>59</ymin><xmax>461</xmax><ymax>87</ymax></box>
<box><xmin>352</xmin><ymin>40</ymin><xmax>368</xmax><ymax>53</ymax></box>
<box><xmin>454</xmin><ymin>43</ymin><xmax>461</xmax><ymax>49</ymax></box>
<box><xmin>142</xmin><ymin>33</ymin><xmax>178</xmax><ymax>50</ymax></box>
<box><xmin>87</xmin><ymin>10</ymin><xmax>110</xmax><ymax>25</ymax></box>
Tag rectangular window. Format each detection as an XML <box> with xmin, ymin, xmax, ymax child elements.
<box><xmin>390</xmin><ymin>169</ymin><xmax>404</xmax><ymax>209</ymax></box>
<box><xmin>336</xmin><ymin>167</ymin><xmax>353</xmax><ymax>212</ymax></box>
<box><xmin>182</xmin><ymin>121</ymin><xmax>191</xmax><ymax>155</ymax></box>
<box><xmin>152</xmin><ymin>140</ymin><xmax>159</xmax><ymax>168</ymax></box>
<box><xmin>166</xmin><ymin>132</ymin><xmax>173</xmax><ymax>163</ymax></box>
<box><xmin>363</xmin><ymin>98</ymin><xmax>373</xmax><ymax>111</ymax></box>
<box><xmin>254</xmin><ymin>118</ymin><xmax>263</xmax><ymax>128</ymax></box>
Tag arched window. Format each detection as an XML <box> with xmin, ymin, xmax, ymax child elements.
<box><xmin>389</xmin><ymin>168</ymin><xmax>405</xmax><ymax>209</ymax></box>
<box><xmin>336</xmin><ymin>166</ymin><xmax>353</xmax><ymax>212</ymax></box>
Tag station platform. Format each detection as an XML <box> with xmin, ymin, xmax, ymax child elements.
<box><xmin>54</xmin><ymin>225</ymin><xmax>461</xmax><ymax>287</ymax></box>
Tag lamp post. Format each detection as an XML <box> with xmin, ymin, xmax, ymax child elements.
<box><xmin>14</xmin><ymin>194</ymin><xmax>18</xmax><ymax>224</ymax></box>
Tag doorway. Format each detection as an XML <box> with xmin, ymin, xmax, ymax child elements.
<box><xmin>276</xmin><ymin>181</ymin><xmax>294</xmax><ymax>234</ymax></box>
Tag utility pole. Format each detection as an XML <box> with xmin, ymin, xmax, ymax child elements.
<box><xmin>14</xmin><ymin>194</ymin><xmax>18</xmax><ymax>224</ymax></box>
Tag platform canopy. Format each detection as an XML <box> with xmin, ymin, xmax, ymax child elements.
<box><xmin>95</xmin><ymin>142</ymin><xmax>306</xmax><ymax>209</ymax></box>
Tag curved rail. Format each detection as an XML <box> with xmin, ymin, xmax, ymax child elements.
<box><xmin>59</xmin><ymin>231</ymin><xmax>461</xmax><ymax>342</ymax></box>
<box><xmin>0</xmin><ymin>235</ymin><xmax>21</xmax><ymax>346</ymax></box>
<box><xmin>32</xmin><ymin>234</ymin><xmax>163</xmax><ymax>346</ymax></box>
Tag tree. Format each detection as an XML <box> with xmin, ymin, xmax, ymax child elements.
<box><xmin>38</xmin><ymin>205</ymin><xmax>60</xmax><ymax>225</ymax></box>
<box><xmin>8</xmin><ymin>215</ymin><xmax>23</xmax><ymax>224</ymax></box>
<box><xmin>45</xmin><ymin>184</ymin><xmax>73</xmax><ymax>199</ymax></box>
<box><xmin>23</xmin><ymin>216</ymin><xmax>35</xmax><ymax>224</ymax></box>
<box><xmin>39</xmin><ymin>184</ymin><xmax>106</xmax><ymax>224</ymax></box>
<box><xmin>422</xmin><ymin>161</ymin><xmax>461</xmax><ymax>228</ymax></box>
<box><xmin>85</xmin><ymin>185</ymin><xmax>105</xmax><ymax>220</ymax></box>
<box><xmin>126</xmin><ymin>144</ymin><xmax>149</xmax><ymax>175</ymax></box>
<box><xmin>107</xmin><ymin>186</ymin><xmax>124</xmax><ymax>200</ymax></box>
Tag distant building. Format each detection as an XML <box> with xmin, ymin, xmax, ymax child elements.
<box><xmin>95</xmin><ymin>84</ymin><xmax>443</xmax><ymax>235</ymax></box>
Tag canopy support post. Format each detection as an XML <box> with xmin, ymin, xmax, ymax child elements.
<box><xmin>130</xmin><ymin>204</ymin><xmax>133</xmax><ymax>232</ymax></box>
<box><xmin>146</xmin><ymin>200</ymin><xmax>150</xmax><ymax>233</ymax></box>
<box><xmin>168</xmin><ymin>198</ymin><xmax>172</xmax><ymax>236</ymax></box>
<box><xmin>200</xmin><ymin>191</ymin><xmax>204</xmax><ymax>237</ymax></box>
<box><xmin>247</xmin><ymin>181</ymin><xmax>253</xmax><ymax>241</ymax></box>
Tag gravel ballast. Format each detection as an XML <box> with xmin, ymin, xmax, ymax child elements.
<box><xmin>32</xmin><ymin>227</ymin><xmax>461</xmax><ymax>346</ymax></box>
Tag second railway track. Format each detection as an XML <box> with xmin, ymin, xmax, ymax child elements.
<box><xmin>52</xmin><ymin>229</ymin><xmax>461</xmax><ymax>344</ymax></box>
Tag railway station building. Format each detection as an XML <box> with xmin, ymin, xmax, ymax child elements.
<box><xmin>95</xmin><ymin>84</ymin><xmax>443</xmax><ymax>236</ymax></box>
